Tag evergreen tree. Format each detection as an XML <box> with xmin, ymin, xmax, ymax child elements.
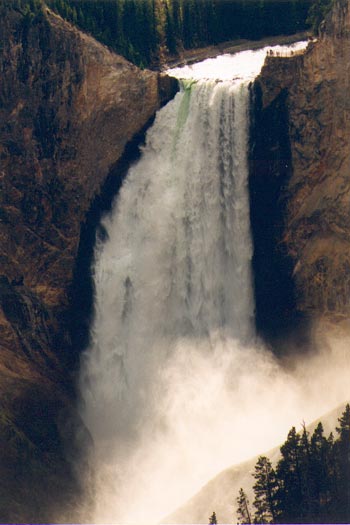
<box><xmin>236</xmin><ymin>487</ymin><xmax>252</xmax><ymax>524</ymax></box>
<box><xmin>46</xmin><ymin>0</ymin><xmax>312</xmax><ymax>68</ymax></box>
<box><xmin>237</xmin><ymin>407</ymin><xmax>350</xmax><ymax>524</ymax></box>
<box><xmin>275</xmin><ymin>427</ymin><xmax>304</xmax><ymax>522</ymax></box>
<box><xmin>307</xmin><ymin>0</ymin><xmax>334</xmax><ymax>34</ymax></box>
<box><xmin>298</xmin><ymin>422</ymin><xmax>315</xmax><ymax>520</ymax></box>
<box><xmin>335</xmin><ymin>404</ymin><xmax>350</xmax><ymax>521</ymax></box>
<box><xmin>336</xmin><ymin>404</ymin><xmax>350</xmax><ymax>442</ymax></box>
<box><xmin>253</xmin><ymin>456</ymin><xmax>279</xmax><ymax>523</ymax></box>
<box><xmin>309</xmin><ymin>422</ymin><xmax>336</xmax><ymax>519</ymax></box>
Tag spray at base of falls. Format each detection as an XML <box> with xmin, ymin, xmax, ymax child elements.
<box><xmin>79</xmin><ymin>42</ymin><xmax>350</xmax><ymax>524</ymax></box>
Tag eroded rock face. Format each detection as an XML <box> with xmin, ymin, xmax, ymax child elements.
<box><xmin>0</xmin><ymin>5</ymin><xmax>176</xmax><ymax>521</ymax></box>
<box><xmin>252</xmin><ymin>0</ymin><xmax>350</xmax><ymax>331</ymax></box>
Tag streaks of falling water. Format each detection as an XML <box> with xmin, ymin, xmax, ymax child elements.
<box><xmin>83</xmin><ymin>77</ymin><xmax>254</xmax><ymax>435</ymax></box>
<box><xmin>80</xmin><ymin>42</ymin><xmax>310</xmax><ymax>524</ymax></box>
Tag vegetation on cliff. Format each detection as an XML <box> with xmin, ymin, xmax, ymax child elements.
<box><xmin>234</xmin><ymin>405</ymin><xmax>350</xmax><ymax>524</ymax></box>
<box><xmin>307</xmin><ymin>0</ymin><xmax>334</xmax><ymax>33</ymax></box>
<box><xmin>10</xmin><ymin>0</ymin><xmax>333</xmax><ymax>68</ymax></box>
<box><xmin>46</xmin><ymin>0</ymin><xmax>312</xmax><ymax>68</ymax></box>
<box><xmin>3</xmin><ymin>0</ymin><xmax>42</xmax><ymax>11</ymax></box>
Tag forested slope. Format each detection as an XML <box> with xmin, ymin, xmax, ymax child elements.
<box><xmin>236</xmin><ymin>405</ymin><xmax>350</xmax><ymax>524</ymax></box>
<box><xmin>47</xmin><ymin>0</ymin><xmax>312</xmax><ymax>67</ymax></box>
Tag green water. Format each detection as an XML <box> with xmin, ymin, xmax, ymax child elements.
<box><xmin>172</xmin><ymin>79</ymin><xmax>196</xmax><ymax>155</ymax></box>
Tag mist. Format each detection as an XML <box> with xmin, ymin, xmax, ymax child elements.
<box><xmin>78</xmin><ymin>44</ymin><xmax>349</xmax><ymax>524</ymax></box>
<box><xmin>81</xmin><ymin>327</ymin><xmax>349</xmax><ymax>524</ymax></box>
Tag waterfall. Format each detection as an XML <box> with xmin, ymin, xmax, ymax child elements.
<box><xmin>80</xmin><ymin>43</ymin><xmax>315</xmax><ymax>524</ymax></box>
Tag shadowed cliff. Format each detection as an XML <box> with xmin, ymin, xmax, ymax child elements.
<box><xmin>251</xmin><ymin>0</ymin><xmax>350</xmax><ymax>347</ymax></box>
<box><xmin>0</xmin><ymin>3</ymin><xmax>177</xmax><ymax>521</ymax></box>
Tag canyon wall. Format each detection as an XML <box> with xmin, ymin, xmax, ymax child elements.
<box><xmin>252</xmin><ymin>0</ymin><xmax>350</xmax><ymax>342</ymax></box>
<box><xmin>2</xmin><ymin>0</ymin><xmax>350</xmax><ymax>519</ymax></box>
<box><xmin>0</xmin><ymin>5</ymin><xmax>176</xmax><ymax>521</ymax></box>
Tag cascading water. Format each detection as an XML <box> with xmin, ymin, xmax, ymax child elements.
<box><xmin>79</xmin><ymin>42</ymin><xmax>350</xmax><ymax>524</ymax></box>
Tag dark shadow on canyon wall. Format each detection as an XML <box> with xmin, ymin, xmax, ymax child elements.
<box><xmin>69</xmin><ymin>77</ymin><xmax>312</xmax><ymax>362</ymax></box>
<box><xmin>68</xmin><ymin>117</ymin><xmax>157</xmax><ymax>363</ymax></box>
<box><xmin>249</xmin><ymin>83</ymin><xmax>310</xmax><ymax>355</ymax></box>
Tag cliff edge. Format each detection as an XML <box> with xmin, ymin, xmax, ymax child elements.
<box><xmin>252</xmin><ymin>0</ymin><xmax>350</xmax><ymax>338</ymax></box>
<box><xmin>0</xmin><ymin>4</ymin><xmax>176</xmax><ymax>521</ymax></box>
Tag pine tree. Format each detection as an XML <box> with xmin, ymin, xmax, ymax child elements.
<box><xmin>276</xmin><ymin>427</ymin><xmax>304</xmax><ymax>522</ymax></box>
<box><xmin>45</xmin><ymin>0</ymin><xmax>312</xmax><ymax>68</ymax></box>
<box><xmin>309</xmin><ymin>422</ymin><xmax>336</xmax><ymax>519</ymax></box>
<box><xmin>335</xmin><ymin>404</ymin><xmax>350</xmax><ymax>521</ymax></box>
<box><xmin>298</xmin><ymin>422</ymin><xmax>314</xmax><ymax>520</ymax></box>
<box><xmin>306</xmin><ymin>0</ymin><xmax>334</xmax><ymax>34</ymax></box>
<box><xmin>336</xmin><ymin>404</ymin><xmax>350</xmax><ymax>442</ymax></box>
<box><xmin>236</xmin><ymin>487</ymin><xmax>252</xmax><ymax>524</ymax></box>
<box><xmin>238</xmin><ymin>411</ymin><xmax>350</xmax><ymax>524</ymax></box>
<box><xmin>253</xmin><ymin>456</ymin><xmax>279</xmax><ymax>524</ymax></box>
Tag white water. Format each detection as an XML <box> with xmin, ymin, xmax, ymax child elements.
<box><xmin>79</xmin><ymin>42</ymin><xmax>350</xmax><ymax>524</ymax></box>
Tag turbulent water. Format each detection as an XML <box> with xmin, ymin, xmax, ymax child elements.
<box><xmin>79</xmin><ymin>42</ymin><xmax>350</xmax><ymax>524</ymax></box>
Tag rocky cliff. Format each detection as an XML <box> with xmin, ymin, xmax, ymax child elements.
<box><xmin>3</xmin><ymin>0</ymin><xmax>350</xmax><ymax>519</ymax></box>
<box><xmin>0</xmin><ymin>4</ymin><xmax>176</xmax><ymax>522</ymax></box>
<box><xmin>251</xmin><ymin>0</ymin><xmax>350</xmax><ymax>343</ymax></box>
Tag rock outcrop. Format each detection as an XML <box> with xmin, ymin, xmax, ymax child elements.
<box><xmin>0</xmin><ymin>4</ymin><xmax>176</xmax><ymax>521</ymax></box>
<box><xmin>251</xmin><ymin>0</ymin><xmax>350</xmax><ymax>340</ymax></box>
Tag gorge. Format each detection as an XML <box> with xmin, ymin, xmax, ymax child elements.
<box><xmin>1</xmin><ymin>0</ymin><xmax>350</xmax><ymax>523</ymax></box>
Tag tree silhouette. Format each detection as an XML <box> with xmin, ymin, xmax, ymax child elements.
<box><xmin>237</xmin><ymin>405</ymin><xmax>350</xmax><ymax>524</ymax></box>
<box><xmin>335</xmin><ymin>404</ymin><xmax>350</xmax><ymax>521</ymax></box>
<box><xmin>253</xmin><ymin>456</ymin><xmax>279</xmax><ymax>523</ymax></box>
<box><xmin>236</xmin><ymin>487</ymin><xmax>252</xmax><ymax>524</ymax></box>
<box><xmin>275</xmin><ymin>427</ymin><xmax>304</xmax><ymax>522</ymax></box>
